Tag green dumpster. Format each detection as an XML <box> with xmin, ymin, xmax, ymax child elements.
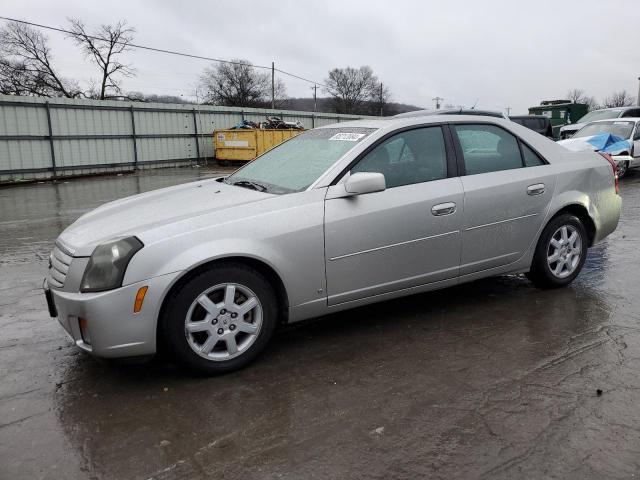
<box><xmin>528</xmin><ymin>100</ymin><xmax>588</xmax><ymax>140</ymax></box>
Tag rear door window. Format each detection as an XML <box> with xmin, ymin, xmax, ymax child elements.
<box><xmin>453</xmin><ymin>124</ymin><xmax>523</xmax><ymax>175</ymax></box>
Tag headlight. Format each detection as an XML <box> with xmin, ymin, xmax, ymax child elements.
<box><xmin>80</xmin><ymin>237</ymin><xmax>143</xmax><ymax>292</ymax></box>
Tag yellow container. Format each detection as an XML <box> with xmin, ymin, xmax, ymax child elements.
<box><xmin>214</xmin><ymin>129</ymin><xmax>303</xmax><ymax>162</ymax></box>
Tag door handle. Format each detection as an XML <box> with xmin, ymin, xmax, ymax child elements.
<box><xmin>432</xmin><ymin>202</ymin><xmax>456</xmax><ymax>216</ymax></box>
<box><xmin>527</xmin><ymin>183</ymin><xmax>545</xmax><ymax>196</ymax></box>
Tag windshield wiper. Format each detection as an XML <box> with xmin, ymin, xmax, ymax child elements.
<box><xmin>231</xmin><ymin>180</ymin><xmax>268</xmax><ymax>192</ymax></box>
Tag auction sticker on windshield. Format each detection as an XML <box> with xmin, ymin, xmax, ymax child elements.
<box><xmin>329</xmin><ymin>132</ymin><xmax>367</xmax><ymax>141</ymax></box>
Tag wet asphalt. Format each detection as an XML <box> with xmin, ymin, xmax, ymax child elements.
<box><xmin>1</xmin><ymin>167</ymin><xmax>640</xmax><ymax>479</ymax></box>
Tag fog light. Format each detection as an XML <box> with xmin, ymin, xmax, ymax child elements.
<box><xmin>78</xmin><ymin>317</ymin><xmax>91</xmax><ymax>345</ymax></box>
<box><xmin>134</xmin><ymin>286</ymin><xmax>148</xmax><ymax>313</ymax></box>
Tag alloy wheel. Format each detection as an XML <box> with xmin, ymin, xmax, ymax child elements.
<box><xmin>547</xmin><ymin>225</ymin><xmax>582</xmax><ymax>279</ymax></box>
<box><xmin>184</xmin><ymin>283</ymin><xmax>263</xmax><ymax>361</ymax></box>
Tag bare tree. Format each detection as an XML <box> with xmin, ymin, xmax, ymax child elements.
<box><xmin>197</xmin><ymin>60</ymin><xmax>286</xmax><ymax>107</ymax></box>
<box><xmin>0</xmin><ymin>57</ymin><xmax>41</xmax><ymax>95</ymax></box>
<box><xmin>582</xmin><ymin>96</ymin><xmax>599</xmax><ymax>111</ymax></box>
<box><xmin>602</xmin><ymin>90</ymin><xmax>636</xmax><ymax>108</ymax></box>
<box><xmin>0</xmin><ymin>21</ymin><xmax>80</xmax><ymax>97</ymax></box>
<box><xmin>67</xmin><ymin>18</ymin><xmax>135</xmax><ymax>100</ymax></box>
<box><xmin>566</xmin><ymin>88</ymin><xmax>599</xmax><ymax>110</ymax></box>
<box><xmin>566</xmin><ymin>88</ymin><xmax>585</xmax><ymax>103</ymax></box>
<box><xmin>324</xmin><ymin>66</ymin><xmax>379</xmax><ymax>114</ymax></box>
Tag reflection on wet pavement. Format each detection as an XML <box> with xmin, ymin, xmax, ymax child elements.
<box><xmin>1</xmin><ymin>168</ymin><xmax>640</xmax><ymax>479</ymax></box>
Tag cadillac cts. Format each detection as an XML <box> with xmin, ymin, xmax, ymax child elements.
<box><xmin>44</xmin><ymin>115</ymin><xmax>621</xmax><ymax>374</ymax></box>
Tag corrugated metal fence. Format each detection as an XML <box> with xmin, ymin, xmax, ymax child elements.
<box><xmin>0</xmin><ymin>95</ymin><xmax>373</xmax><ymax>182</ymax></box>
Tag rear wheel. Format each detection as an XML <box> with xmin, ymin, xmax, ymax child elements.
<box><xmin>527</xmin><ymin>214</ymin><xmax>588</xmax><ymax>289</ymax></box>
<box><xmin>160</xmin><ymin>263</ymin><xmax>278</xmax><ymax>374</ymax></box>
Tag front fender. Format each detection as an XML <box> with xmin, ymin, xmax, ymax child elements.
<box><xmin>124</xmin><ymin>234</ymin><xmax>326</xmax><ymax>310</ymax></box>
<box><xmin>127</xmin><ymin>237</ymin><xmax>287</xmax><ymax>285</ymax></box>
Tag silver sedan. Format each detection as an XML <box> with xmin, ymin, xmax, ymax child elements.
<box><xmin>45</xmin><ymin>114</ymin><xmax>621</xmax><ymax>374</ymax></box>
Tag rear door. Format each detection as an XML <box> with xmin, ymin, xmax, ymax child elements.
<box><xmin>451</xmin><ymin>123</ymin><xmax>556</xmax><ymax>275</ymax></box>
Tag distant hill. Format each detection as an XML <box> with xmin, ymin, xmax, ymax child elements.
<box><xmin>126</xmin><ymin>92</ymin><xmax>424</xmax><ymax>116</ymax></box>
<box><xmin>278</xmin><ymin>97</ymin><xmax>424</xmax><ymax>116</ymax></box>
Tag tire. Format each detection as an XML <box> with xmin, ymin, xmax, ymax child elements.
<box><xmin>160</xmin><ymin>262</ymin><xmax>278</xmax><ymax>374</ymax></box>
<box><xmin>617</xmin><ymin>161</ymin><xmax>629</xmax><ymax>178</ymax></box>
<box><xmin>527</xmin><ymin>214</ymin><xmax>588</xmax><ymax>289</ymax></box>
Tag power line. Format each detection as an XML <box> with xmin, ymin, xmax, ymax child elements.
<box><xmin>0</xmin><ymin>15</ymin><xmax>328</xmax><ymax>87</ymax></box>
<box><xmin>275</xmin><ymin>68</ymin><xmax>327</xmax><ymax>89</ymax></box>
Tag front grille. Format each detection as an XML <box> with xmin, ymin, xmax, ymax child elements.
<box><xmin>49</xmin><ymin>243</ymin><xmax>73</xmax><ymax>288</ymax></box>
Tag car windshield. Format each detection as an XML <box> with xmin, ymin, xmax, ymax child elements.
<box><xmin>225</xmin><ymin>127</ymin><xmax>376</xmax><ymax>193</ymax></box>
<box><xmin>576</xmin><ymin>109</ymin><xmax>623</xmax><ymax>123</ymax></box>
<box><xmin>573</xmin><ymin>121</ymin><xmax>635</xmax><ymax>139</ymax></box>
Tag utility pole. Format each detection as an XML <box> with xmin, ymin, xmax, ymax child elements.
<box><xmin>637</xmin><ymin>77</ymin><xmax>640</xmax><ymax>106</ymax></box>
<box><xmin>311</xmin><ymin>84</ymin><xmax>318</xmax><ymax>112</ymax></box>
<box><xmin>194</xmin><ymin>88</ymin><xmax>208</xmax><ymax>167</ymax></box>
<box><xmin>379</xmin><ymin>83</ymin><xmax>384</xmax><ymax>116</ymax></box>
<box><xmin>432</xmin><ymin>96</ymin><xmax>443</xmax><ymax>110</ymax></box>
<box><xmin>505</xmin><ymin>106</ymin><xmax>511</xmax><ymax>116</ymax></box>
<box><xmin>271</xmin><ymin>62</ymin><xmax>275</xmax><ymax>110</ymax></box>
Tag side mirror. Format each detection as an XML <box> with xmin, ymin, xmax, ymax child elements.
<box><xmin>344</xmin><ymin>172</ymin><xmax>386</xmax><ymax>196</ymax></box>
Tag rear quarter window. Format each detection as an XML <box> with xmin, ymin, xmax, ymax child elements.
<box><xmin>521</xmin><ymin>143</ymin><xmax>545</xmax><ymax>167</ymax></box>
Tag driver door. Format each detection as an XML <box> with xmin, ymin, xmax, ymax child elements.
<box><xmin>323</xmin><ymin>126</ymin><xmax>463</xmax><ymax>306</ymax></box>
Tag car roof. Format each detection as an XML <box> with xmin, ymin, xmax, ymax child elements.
<box><xmin>579</xmin><ymin>106</ymin><xmax>640</xmax><ymax>117</ymax></box>
<box><xmin>588</xmin><ymin>118</ymin><xmax>640</xmax><ymax>123</ymax></box>
<box><xmin>317</xmin><ymin>114</ymin><xmax>515</xmax><ymax>131</ymax></box>
<box><xmin>592</xmin><ymin>106</ymin><xmax>638</xmax><ymax>112</ymax></box>
<box><xmin>393</xmin><ymin>108</ymin><xmax>506</xmax><ymax>119</ymax></box>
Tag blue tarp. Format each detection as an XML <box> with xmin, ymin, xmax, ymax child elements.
<box><xmin>585</xmin><ymin>133</ymin><xmax>631</xmax><ymax>154</ymax></box>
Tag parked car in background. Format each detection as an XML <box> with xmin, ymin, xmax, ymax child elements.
<box><xmin>559</xmin><ymin>106</ymin><xmax>640</xmax><ymax>140</ymax></box>
<box><xmin>45</xmin><ymin>115</ymin><xmax>621</xmax><ymax>374</ymax></box>
<box><xmin>557</xmin><ymin>118</ymin><xmax>640</xmax><ymax>177</ymax></box>
<box><xmin>510</xmin><ymin>115</ymin><xmax>554</xmax><ymax>138</ymax></box>
<box><xmin>395</xmin><ymin>108</ymin><xmax>507</xmax><ymax>119</ymax></box>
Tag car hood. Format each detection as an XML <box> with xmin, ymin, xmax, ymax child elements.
<box><xmin>557</xmin><ymin>133</ymin><xmax>631</xmax><ymax>156</ymax></box>
<box><xmin>560</xmin><ymin>123</ymin><xmax>583</xmax><ymax>132</ymax></box>
<box><xmin>58</xmin><ymin>178</ymin><xmax>272</xmax><ymax>256</ymax></box>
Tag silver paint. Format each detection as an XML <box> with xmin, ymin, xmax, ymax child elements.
<box><xmin>46</xmin><ymin>115</ymin><xmax>622</xmax><ymax>359</ymax></box>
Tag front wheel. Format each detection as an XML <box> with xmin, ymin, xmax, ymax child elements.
<box><xmin>160</xmin><ymin>263</ymin><xmax>278</xmax><ymax>374</ymax></box>
<box><xmin>527</xmin><ymin>214</ymin><xmax>588</xmax><ymax>289</ymax></box>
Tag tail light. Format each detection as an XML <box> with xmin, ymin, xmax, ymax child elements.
<box><xmin>598</xmin><ymin>152</ymin><xmax>619</xmax><ymax>194</ymax></box>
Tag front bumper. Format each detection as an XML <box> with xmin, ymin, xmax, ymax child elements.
<box><xmin>45</xmin><ymin>271</ymin><xmax>181</xmax><ymax>358</ymax></box>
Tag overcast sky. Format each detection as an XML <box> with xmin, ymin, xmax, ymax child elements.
<box><xmin>1</xmin><ymin>0</ymin><xmax>639</xmax><ymax>113</ymax></box>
